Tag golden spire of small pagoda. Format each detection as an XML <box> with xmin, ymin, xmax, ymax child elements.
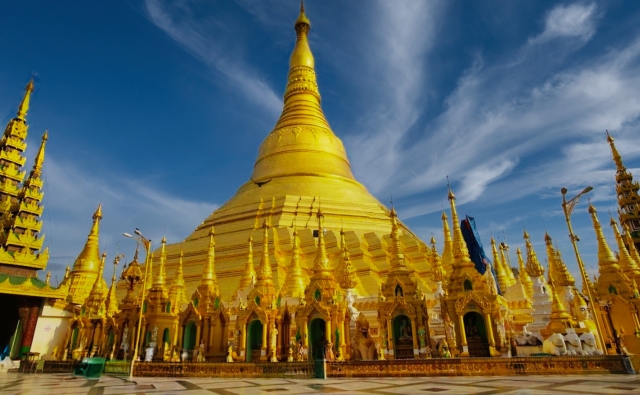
<box><xmin>201</xmin><ymin>226</ymin><xmax>219</xmax><ymax>293</ymax></box>
<box><xmin>254</xmin><ymin>219</ymin><xmax>276</xmax><ymax>304</ymax></box>
<box><xmin>544</xmin><ymin>232</ymin><xmax>575</xmax><ymax>287</ymax></box>
<box><xmin>237</xmin><ymin>235</ymin><xmax>256</xmax><ymax>291</ymax></box>
<box><xmin>523</xmin><ymin>229</ymin><xmax>545</xmax><ymax>278</ymax></box>
<box><xmin>624</xmin><ymin>224</ymin><xmax>640</xmax><ymax>269</ymax></box>
<box><xmin>607</xmin><ymin>131</ymin><xmax>625</xmax><ymax>171</ymax></box>
<box><xmin>16</xmin><ymin>78</ymin><xmax>34</xmax><ymax>121</ymax></box>
<box><xmin>389</xmin><ymin>206</ymin><xmax>407</xmax><ymax>272</ymax></box>
<box><xmin>517</xmin><ymin>247</ymin><xmax>533</xmax><ymax>299</ymax></box>
<box><xmin>312</xmin><ymin>208</ymin><xmax>331</xmax><ymax>273</ymax></box>
<box><xmin>66</xmin><ymin>203</ymin><xmax>104</xmax><ymax>304</ymax></box>
<box><xmin>29</xmin><ymin>130</ymin><xmax>47</xmax><ymax>179</ymax></box>
<box><xmin>282</xmin><ymin>227</ymin><xmax>308</xmax><ymax>298</ymax></box>
<box><xmin>500</xmin><ymin>242</ymin><xmax>517</xmax><ymax>287</ymax></box>
<box><xmin>105</xmin><ymin>256</ymin><xmax>119</xmax><ymax>317</ymax></box>
<box><xmin>154</xmin><ymin>237</ymin><xmax>168</xmax><ymax>287</ymax></box>
<box><xmin>448</xmin><ymin>187</ymin><xmax>473</xmax><ymax>268</ymax></box>
<box><xmin>611</xmin><ymin>217</ymin><xmax>640</xmax><ymax>279</ymax></box>
<box><xmin>441</xmin><ymin>212</ymin><xmax>454</xmax><ymax>274</ymax></box>
<box><xmin>547</xmin><ymin>277</ymin><xmax>572</xmax><ymax>323</ymax></box>
<box><xmin>337</xmin><ymin>227</ymin><xmax>358</xmax><ymax>290</ymax></box>
<box><xmin>90</xmin><ymin>252</ymin><xmax>107</xmax><ymax>295</ymax></box>
<box><xmin>588</xmin><ymin>203</ymin><xmax>619</xmax><ymax>271</ymax></box>
<box><xmin>430</xmin><ymin>236</ymin><xmax>445</xmax><ymax>283</ymax></box>
<box><xmin>169</xmin><ymin>245</ymin><xmax>188</xmax><ymax>311</ymax></box>
<box><xmin>491</xmin><ymin>237</ymin><xmax>509</xmax><ymax>292</ymax></box>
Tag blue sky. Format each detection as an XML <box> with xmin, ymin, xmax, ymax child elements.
<box><xmin>1</xmin><ymin>0</ymin><xmax>639</xmax><ymax>287</ymax></box>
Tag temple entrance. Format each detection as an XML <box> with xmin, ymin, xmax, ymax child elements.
<box><xmin>246</xmin><ymin>320</ymin><xmax>262</xmax><ymax>362</ymax></box>
<box><xmin>393</xmin><ymin>315</ymin><xmax>414</xmax><ymax>359</ymax></box>
<box><xmin>183</xmin><ymin>322</ymin><xmax>196</xmax><ymax>358</ymax></box>
<box><xmin>0</xmin><ymin>295</ymin><xmax>20</xmax><ymax>358</ymax></box>
<box><xmin>309</xmin><ymin>318</ymin><xmax>326</xmax><ymax>360</ymax></box>
<box><xmin>280</xmin><ymin>312</ymin><xmax>291</xmax><ymax>361</ymax></box>
<box><xmin>464</xmin><ymin>312</ymin><xmax>489</xmax><ymax>357</ymax></box>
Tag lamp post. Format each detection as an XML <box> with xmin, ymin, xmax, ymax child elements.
<box><xmin>561</xmin><ymin>186</ymin><xmax>608</xmax><ymax>352</ymax></box>
<box><xmin>123</xmin><ymin>229</ymin><xmax>151</xmax><ymax>380</ymax></box>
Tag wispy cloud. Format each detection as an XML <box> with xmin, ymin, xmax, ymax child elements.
<box><xmin>531</xmin><ymin>2</ymin><xmax>598</xmax><ymax>44</ymax></box>
<box><xmin>42</xmin><ymin>156</ymin><xmax>216</xmax><ymax>286</ymax></box>
<box><xmin>344</xmin><ymin>1</ymin><xmax>640</xmax><ymax>220</ymax></box>
<box><xmin>144</xmin><ymin>0</ymin><xmax>282</xmax><ymax>115</ymax></box>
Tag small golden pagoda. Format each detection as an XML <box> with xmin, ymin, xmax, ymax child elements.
<box><xmin>63</xmin><ymin>204</ymin><xmax>106</xmax><ymax>305</ymax></box>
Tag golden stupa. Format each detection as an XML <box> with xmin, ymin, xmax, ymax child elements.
<box><xmin>145</xmin><ymin>3</ymin><xmax>433</xmax><ymax>302</ymax></box>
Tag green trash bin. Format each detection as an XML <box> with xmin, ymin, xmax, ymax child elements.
<box><xmin>73</xmin><ymin>357</ymin><xmax>106</xmax><ymax>379</ymax></box>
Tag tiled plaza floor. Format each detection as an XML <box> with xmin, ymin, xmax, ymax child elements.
<box><xmin>1</xmin><ymin>373</ymin><xmax>640</xmax><ymax>395</ymax></box>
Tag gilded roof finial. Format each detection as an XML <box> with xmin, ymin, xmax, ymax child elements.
<box><xmin>606</xmin><ymin>130</ymin><xmax>625</xmax><ymax>171</ymax></box>
<box><xmin>441</xmin><ymin>211</ymin><xmax>453</xmax><ymax>274</ymax></box>
<box><xmin>16</xmin><ymin>78</ymin><xmax>34</xmax><ymax>120</ymax></box>
<box><xmin>623</xmin><ymin>224</ymin><xmax>640</xmax><ymax>269</ymax></box>
<box><xmin>588</xmin><ymin>202</ymin><xmax>619</xmax><ymax>271</ymax></box>
<box><xmin>447</xmin><ymin>184</ymin><xmax>473</xmax><ymax>268</ymax></box>
<box><xmin>237</xmin><ymin>235</ymin><xmax>256</xmax><ymax>291</ymax></box>
<box><xmin>169</xmin><ymin>244</ymin><xmax>188</xmax><ymax>309</ymax></box>
<box><xmin>611</xmin><ymin>217</ymin><xmax>640</xmax><ymax>278</ymax></box>
<box><xmin>337</xmin><ymin>227</ymin><xmax>358</xmax><ymax>290</ymax></box>
<box><xmin>389</xmin><ymin>205</ymin><xmax>406</xmax><ymax>269</ymax></box>
<box><xmin>313</xmin><ymin>207</ymin><xmax>330</xmax><ymax>272</ymax></box>
<box><xmin>517</xmin><ymin>247</ymin><xmax>533</xmax><ymax>299</ymax></box>
<box><xmin>29</xmin><ymin>130</ymin><xmax>47</xmax><ymax>178</ymax></box>
<box><xmin>491</xmin><ymin>237</ymin><xmax>508</xmax><ymax>292</ymax></box>
<box><xmin>544</xmin><ymin>232</ymin><xmax>575</xmax><ymax>286</ymax></box>
<box><xmin>201</xmin><ymin>226</ymin><xmax>218</xmax><ymax>288</ymax></box>
<box><xmin>154</xmin><ymin>236</ymin><xmax>167</xmax><ymax>287</ymax></box>
<box><xmin>257</xmin><ymin>219</ymin><xmax>273</xmax><ymax>280</ymax></box>
<box><xmin>523</xmin><ymin>229</ymin><xmax>544</xmax><ymax>278</ymax></box>
<box><xmin>282</xmin><ymin>227</ymin><xmax>308</xmax><ymax>297</ymax></box>
<box><xmin>431</xmin><ymin>237</ymin><xmax>445</xmax><ymax>283</ymax></box>
<box><xmin>45</xmin><ymin>271</ymin><xmax>51</xmax><ymax>285</ymax></box>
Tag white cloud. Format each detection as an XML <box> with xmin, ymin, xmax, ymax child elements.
<box><xmin>144</xmin><ymin>0</ymin><xmax>282</xmax><ymax>116</ymax></box>
<box><xmin>532</xmin><ymin>2</ymin><xmax>598</xmax><ymax>43</ymax></box>
<box><xmin>42</xmin><ymin>156</ymin><xmax>216</xmax><ymax>286</ymax></box>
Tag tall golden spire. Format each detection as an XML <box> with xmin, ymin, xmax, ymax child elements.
<box><xmin>517</xmin><ymin>247</ymin><xmax>533</xmax><ymax>299</ymax></box>
<box><xmin>588</xmin><ymin>203</ymin><xmax>619</xmax><ymax>271</ymax></box>
<box><xmin>169</xmin><ymin>245</ymin><xmax>188</xmax><ymax>311</ymax></box>
<box><xmin>201</xmin><ymin>226</ymin><xmax>219</xmax><ymax>290</ymax></box>
<box><xmin>500</xmin><ymin>243</ymin><xmax>517</xmax><ymax>287</ymax></box>
<box><xmin>254</xmin><ymin>219</ymin><xmax>276</xmax><ymax>303</ymax></box>
<box><xmin>491</xmin><ymin>237</ymin><xmax>509</xmax><ymax>292</ymax></box>
<box><xmin>607</xmin><ymin>131</ymin><xmax>640</xmax><ymax>248</ymax></box>
<box><xmin>282</xmin><ymin>228</ymin><xmax>309</xmax><ymax>297</ymax></box>
<box><xmin>441</xmin><ymin>212</ymin><xmax>454</xmax><ymax>274</ymax></box>
<box><xmin>16</xmin><ymin>79</ymin><xmax>34</xmax><ymax>121</ymax></box>
<box><xmin>611</xmin><ymin>218</ymin><xmax>640</xmax><ymax>279</ymax></box>
<box><xmin>250</xmin><ymin>3</ymin><xmax>355</xmax><ymax>183</ymax></box>
<box><xmin>389</xmin><ymin>207</ymin><xmax>407</xmax><ymax>272</ymax></box>
<box><xmin>105</xmin><ymin>257</ymin><xmax>119</xmax><ymax>317</ymax></box>
<box><xmin>624</xmin><ymin>224</ymin><xmax>640</xmax><ymax>269</ymax></box>
<box><xmin>154</xmin><ymin>237</ymin><xmax>167</xmax><ymax>287</ymax></box>
<box><xmin>430</xmin><ymin>236</ymin><xmax>445</xmax><ymax>283</ymax></box>
<box><xmin>607</xmin><ymin>131</ymin><xmax>625</xmax><ymax>172</ymax></box>
<box><xmin>337</xmin><ymin>227</ymin><xmax>358</xmax><ymax>290</ymax></box>
<box><xmin>237</xmin><ymin>236</ymin><xmax>256</xmax><ymax>291</ymax></box>
<box><xmin>66</xmin><ymin>203</ymin><xmax>104</xmax><ymax>304</ymax></box>
<box><xmin>29</xmin><ymin>130</ymin><xmax>47</xmax><ymax>179</ymax></box>
<box><xmin>312</xmin><ymin>208</ymin><xmax>331</xmax><ymax>274</ymax></box>
<box><xmin>544</xmin><ymin>232</ymin><xmax>575</xmax><ymax>287</ymax></box>
<box><xmin>523</xmin><ymin>229</ymin><xmax>544</xmax><ymax>278</ymax></box>
<box><xmin>448</xmin><ymin>187</ymin><xmax>473</xmax><ymax>268</ymax></box>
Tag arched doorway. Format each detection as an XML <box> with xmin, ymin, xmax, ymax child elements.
<box><xmin>309</xmin><ymin>318</ymin><xmax>326</xmax><ymax>360</ymax></box>
<box><xmin>393</xmin><ymin>315</ymin><xmax>414</xmax><ymax>359</ymax></box>
<box><xmin>280</xmin><ymin>312</ymin><xmax>291</xmax><ymax>361</ymax></box>
<box><xmin>464</xmin><ymin>312</ymin><xmax>489</xmax><ymax>357</ymax></box>
<box><xmin>183</xmin><ymin>322</ymin><xmax>197</xmax><ymax>358</ymax></box>
<box><xmin>246</xmin><ymin>320</ymin><xmax>263</xmax><ymax>362</ymax></box>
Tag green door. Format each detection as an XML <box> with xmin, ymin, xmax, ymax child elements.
<box><xmin>309</xmin><ymin>318</ymin><xmax>326</xmax><ymax>361</ymax></box>
<box><xmin>246</xmin><ymin>320</ymin><xmax>263</xmax><ymax>362</ymax></box>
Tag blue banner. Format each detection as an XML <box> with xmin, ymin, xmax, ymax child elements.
<box><xmin>461</xmin><ymin>215</ymin><xmax>502</xmax><ymax>295</ymax></box>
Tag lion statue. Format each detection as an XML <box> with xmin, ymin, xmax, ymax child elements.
<box><xmin>351</xmin><ymin>313</ymin><xmax>377</xmax><ymax>360</ymax></box>
<box><xmin>564</xmin><ymin>332</ymin><xmax>583</xmax><ymax>355</ymax></box>
<box><xmin>580</xmin><ymin>331</ymin><xmax>603</xmax><ymax>355</ymax></box>
<box><xmin>542</xmin><ymin>333</ymin><xmax>567</xmax><ymax>356</ymax></box>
